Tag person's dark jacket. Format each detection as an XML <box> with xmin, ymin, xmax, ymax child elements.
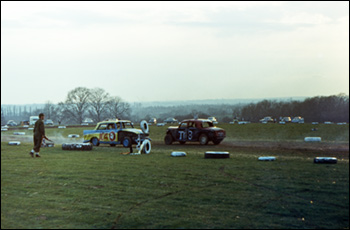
<box><xmin>34</xmin><ymin>119</ymin><xmax>45</xmax><ymax>139</ymax></box>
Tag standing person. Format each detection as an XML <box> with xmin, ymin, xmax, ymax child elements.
<box><xmin>29</xmin><ymin>113</ymin><xmax>47</xmax><ymax>158</ymax></box>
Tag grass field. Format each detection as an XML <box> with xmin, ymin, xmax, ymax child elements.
<box><xmin>1</xmin><ymin>123</ymin><xmax>349</xmax><ymax>229</ymax></box>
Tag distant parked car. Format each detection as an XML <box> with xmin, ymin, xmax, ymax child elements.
<box><xmin>238</xmin><ymin>121</ymin><xmax>250</xmax><ymax>124</ymax></box>
<box><xmin>83</xmin><ymin>118</ymin><xmax>94</xmax><ymax>124</ymax></box>
<box><xmin>208</xmin><ymin>117</ymin><xmax>218</xmax><ymax>124</ymax></box>
<box><xmin>45</xmin><ymin>119</ymin><xmax>54</xmax><ymax>125</ymax></box>
<box><xmin>164</xmin><ymin>119</ymin><xmax>226</xmax><ymax>145</ymax></box>
<box><xmin>292</xmin><ymin>116</ymin><xmax>304</xmax><ymax>123</ymax></box>
<box><xmin>164</xmin><ymin>117</ymin><xmax>178</xmax><ymax>124</ymax></box>
<box><xmin>7</xmin><ymin>120</ymin><xmax>18</xmax><ymax>126</ymax></box>
<box><xmin>259</xmin><ymin>116</ymin><xmax>274</xmax><ymax>123</ymax></box>
<box><xmin>281</xmin><ymin>117</ymin><xmax>291</xmax><ymax>123</ymax></box>
<box><xmin>149</xmin><ymin>118</ymin><xmax>157</xmax><ymax>124</ymax></box>
<box><xmin>21</xmin><ymin>120</ymin><xmax>30</xmax><ymax>126</ymax></box>
<box><xmin>29</xmin><ymin>116</ymin><xmax>39</xmax><ymax>125</ymax></box>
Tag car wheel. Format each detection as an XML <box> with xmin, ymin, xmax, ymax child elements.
<box><xmin>123</xmin><ymin>136</ymin><xmax>132</xmax><ymax>148</ymax></box>
<box><xmin>91</xmin><ymin>137</ymin><xmax>100</xmax><ymax>146</ymax></box>
<box><xmin>199</xmin><ymin>134</ymin><xmax>209</xmax><ymax>145</ymax></box>
<box><xmin>164</xmin><ymin>134</ymin><xmax>173</xmax><ymax>145</ymax></box>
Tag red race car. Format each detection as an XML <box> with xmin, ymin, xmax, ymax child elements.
<box><xmin>164</xmin><ymin>119</ymin><xmax>226</xmax><ymax>145</ymax></box>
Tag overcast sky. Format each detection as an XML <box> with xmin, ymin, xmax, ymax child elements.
<box><xmin>1</xmin><ymin>1</ymin><xmax>349</xmax><ymax>105</ymax></box>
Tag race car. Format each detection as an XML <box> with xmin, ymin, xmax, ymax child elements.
<box><xmin>164</xmin><ymin>119</ymin><xmax>226</xmax><ymax>145</ymax></box>
<box><xmin>83</xmin><ymin>119</ymin><xmax>150</xmax><ymax>149</ymax></box>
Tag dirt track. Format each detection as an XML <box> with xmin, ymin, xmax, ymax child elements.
<box><xmin>2</xmin><ymin>135</ymin><xmax>348</xmax><ymax>158</ymax></box>
<box><xmin>221</xmin><ymin>140</ymin><xmax>349</xmax><ymax>155</ymax></box>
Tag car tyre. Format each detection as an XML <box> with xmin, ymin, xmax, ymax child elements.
<box><xmin>205</xmin><ymin>151</ymin><xmax>229</xmax><ymax>159</ymax></box>
<box><xmin>164</xmin><ymin>134</ymin><xmax>173</xmax><ymax>145</ymax></box>
<box><xmin>91</xmin><ymin>137</ymin><xmax>100</xmax><ymax>146</ymax></box>
<box><xmin>199</xmin><ymin>134</ymin><xmax>209</xmax><ymax>145</ymax></box>
<box><xmin>141</xmin><ymin>139</ymin><xmax>151</xmax><ymax>154</ymax></box>
<box><xmin>122</xmin><ymin>136</ymin><xmax>132</xmax><ymax>148</ymax></box>
<box><xmin>140</xmin><ymin>120</ymin><xmax>149</xmax><ymax>134</ymax></box>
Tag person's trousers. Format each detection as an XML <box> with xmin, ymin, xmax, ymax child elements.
<box><xmin>33</xmin><ymin>135</ymin><xmax>42</xmax><ymax>152</ymax></box>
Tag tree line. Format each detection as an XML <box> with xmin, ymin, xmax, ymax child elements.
<box><xmin>231</xmin><ymin>93</ymin><xmax>349</xmax><ymax>123</ymax></box>
<box><xmin>1</xmin><ymin>87</ymin><xmax>131</xmax><ymax>125</ymax></box>
<box><xmin>1</xmin><ymin>92</ymin><xmax>349</xmax><ymax>125</ymax></box>
<box><xmin>132</xmin><ymin>93</ymin><xmax>349</xmax><ymax>123</ymax></box>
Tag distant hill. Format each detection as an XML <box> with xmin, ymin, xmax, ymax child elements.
<box><xmin>1</xmin><ymin>97</ymin><xmax>307</xmax><ymax>108</ymax></box>
<box><xmin>131</xmin><ymin>97</ymin><xmax>307</xmax><ymax>107</ymax></box>
<box><xmin>1</xmin><ymin>104</ymin><xmax>45</xmax><ymax>108</ymax></box>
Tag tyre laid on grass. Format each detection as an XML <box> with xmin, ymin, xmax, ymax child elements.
<box><xmin>62</xmin><ymin>143</ymin><xmax>92</xmax><ymax>151</ymax></box>
<box><xmin>164</xmin><ymin>134</ymin><xmax>173</xmax><ymax>145</ymax></box>
<box><xmin>314</xmin><ymin>157</ymin><xmax>337</xmax><ymax>164</ymax></box>
<box><xmin>8</xmin><ymin>141</ymin><xmax>21</xmax><ymax>145</ymax></box>
<box><xmin>83</xmin><ymin>143</ymin><xmax>93</xmax><ymax>150</ymax></box>
<box><xmin>205</xmin><ymin>151</ymin><xmax>230</xmax><ymax>159</ymax></box>
<box><xmin>304</xmin><ymin>137</ymin><xmax>321</xmax><ymax>142</ymax></box>
<box><xmin>258</xmin><ymin>156</ymin><xmax>276</xmax><ymax>161</ymax></box>
<box><xmin>13</xmin><ymin>132</ymin><xmax>25</xmax><ymax>135</ymax></box>
<box><xmin>44</xmin><ymin>143</ymin><xmax>54</xmax><ymax>147</ymax></box>
<box><xmin>171</xmin><ymin>152</ymin><xmax>187</xmax><ymax>157</ymax></box>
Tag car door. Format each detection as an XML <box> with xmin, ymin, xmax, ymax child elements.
<box><xmin>188</xmin><ymin>121</ymin><xmax>199</xmax><ymax>141</ymax></box>
<box><xmin>106</xmin><ymin>123</ymin><xmax>117</xmax><ymax>143</ymax></box>
<box><xmin>176</xmin><ymin>121</ymin><xmax>189</xmax><ymax>141</ymax></box>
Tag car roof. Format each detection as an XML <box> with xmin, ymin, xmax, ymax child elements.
<box><xmin>181</xmin><ymin>119</ymin><xmax>212</xmax><ymax>123</ymax></box>
<box><xmin>97</xmin><ymin>120</ymin><xmax>131</xmax><ymax>125</ymax></box>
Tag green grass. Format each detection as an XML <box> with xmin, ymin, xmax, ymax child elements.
<box><xmin>1</xmin><ymin>124</ymin><xmax>349</xmax><ymax>229</ymax></box>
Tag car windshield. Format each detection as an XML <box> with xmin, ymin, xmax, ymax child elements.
<box><xmin>97</xmin><ymin>124</ymin><xmax>108</xmax><ymax>130</ymax></box>
<box><xmin>120</xmin><ymin>122</ymin><xmax>134</xmax><ymax>129</ymax></box>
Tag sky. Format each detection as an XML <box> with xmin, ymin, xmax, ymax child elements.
<box><xmin>1</xmin><ymin>1</ymin><xmax>349</xmax><ymax>105</ymax></box>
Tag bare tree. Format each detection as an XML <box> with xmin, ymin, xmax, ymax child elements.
<box><xmin>56</xmin><ymin>102</ymin><xmax>68</xmax><ymax>124</ymax></box>
<box><xmin>1</xmin><ymin>108</ymin><xmax>5</xmax><ymax>125</ymax></box>
<box><xmin>88</xmin><ymin>88</ymin><xmax>110</xmax><ymax>123</ymax></box>
<box><xmin>107</xmin><ymin>96</ymin><xmax>131</xmax><ymax>120</ymax></box>
<box><xmin>43</xmin><ymin>101</ymin><xmax>56</xmax><ymax>120</ymax></box>
<box><xmin>61</xmin><ymin>87</ymin><xmax>91</xmax><ymax>124</ymax></box>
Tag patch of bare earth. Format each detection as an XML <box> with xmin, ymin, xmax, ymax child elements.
<box><xmin>222</xmin><ymin>141</ymin><xmax>349</xmax><ymax>158</ymax></box>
